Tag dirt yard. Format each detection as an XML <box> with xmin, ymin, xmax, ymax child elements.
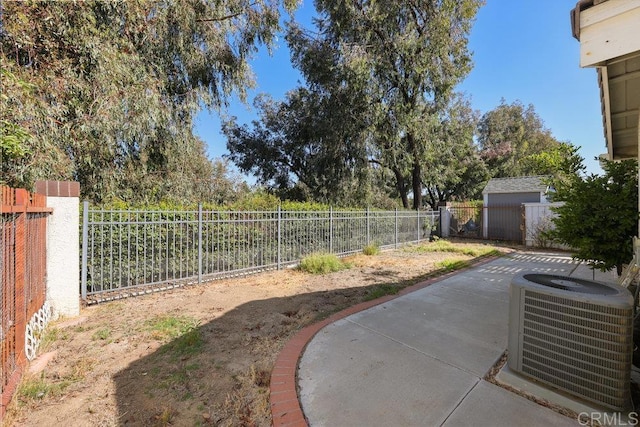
<box><xmin>5</xmin><ymin>240</ymin><xmax>513</xmax><ymax>427</ymax></box>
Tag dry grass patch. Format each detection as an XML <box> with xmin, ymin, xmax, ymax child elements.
<box><xmin>5</xmin><ymin>240</ymin><xmax>511</xmax><ymax>427</ymax></box>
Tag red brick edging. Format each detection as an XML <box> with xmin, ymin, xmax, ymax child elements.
<box><xmin>269</xmin><ymin>255</ymin><xmax>500</xmax><ymax>426</ymax></box>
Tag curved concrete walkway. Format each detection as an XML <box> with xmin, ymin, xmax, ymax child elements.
<box><xmin>271</xmin><ymin>252</ymin><xmax>617</xmax><ymax>426</ymax></box>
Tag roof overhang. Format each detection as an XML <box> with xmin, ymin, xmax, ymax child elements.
<box><xmin>571</xmin><ymin>0</ymin><xmax>640</xmax><ymax>161</ymax></box>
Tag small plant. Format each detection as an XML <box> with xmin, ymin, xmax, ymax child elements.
<box><xmin>249</xmin><ymin>365</ymin><xmax>270</xmax><ymax>387</ymax></box>
<box><xmin>68</xmin><ymin>357</ymin><xmax>97</xmax><ymax>382</ymax></box>
<box><xmin>92</xmin><ymin>327</ymin><xmax>111</xmax><ymax>341</ymax></box>
<box><xmin>16</xmin><ymin>373</ymin><xmax>71</xmax><ymax>405</ymax></box>
<box><xmin>435</xmin><ymin>258</ymin><xmax>471</xmax><ymax>271</ymax></box>
<box><xmin>298</xmin><ymin>253</ymin><xmax>350</xmax><ymax>274</ymax></box>
<box><xmin>365</xmin><ymin>283</ymin><xmax>400</xmax><ymax>301</ymax></box>
<box><xmin>145</xmin><ymin>315</ymin><xmax>200</xmax><ymax>341</ymax></box>
<box><xmin>17</xmin><ymin>376</ymin><xmax>52</xmax><ymax>401</ymax></box>
<box><xmin>164</xmin><ymin>328</ymin><xmax>203</xmax><ymax>358</ymax></box>
<box><xmin>155</xmin><ymin>406</ymin><xmax>177</xmax><ymax>426</ymax></box>
<box><xmin>529</xmin><ymin>216</ymin><xmax>555</xmax><ymax>248</ymax></box>
<box><xmin>39</xmin><ymin>327</ymin><xmax>68</xmax><ymax>352</ymax></box>
<box><xmin>362</xmin><ymin>242</ymin><xmax>381</xmax><ymax>256</ymax></box>
<box><xmin>145</xmin><ymin>315</ymin><xmax>203</xmax><ymax>359</ymax></box>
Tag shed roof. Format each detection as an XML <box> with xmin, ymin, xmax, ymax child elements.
<box><xmin>482</xmin><ymin>176</ymin><xmax>550</xmax><ymax>195</ymax></box>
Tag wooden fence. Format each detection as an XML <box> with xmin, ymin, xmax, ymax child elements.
<box><xmin>1</xmin><ymin>186</ymin><xmax>51</xmax><ymax>418</ymax></box>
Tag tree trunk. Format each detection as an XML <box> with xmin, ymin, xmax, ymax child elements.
<box><xmin>392</xmin><ymin>167</ymin><xmax>409</xmax><ymax>208</ymax></box>
<box><xmin>426</xmin><ymin>188</ymin><xmax>437</xmax><ymax>211</ymax></box>
<box><xmin>412</xmin><ymin>162</ymin><xmax>422</xmax><ymax>210</ymax></box>
<box><xmin>407</xmin><ymin>133</ymin><xmax>422</xmax><ymax>210</ymax></box>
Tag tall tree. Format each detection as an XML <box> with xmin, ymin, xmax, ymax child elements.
<box><xmin>521</xmin><ymin>141</ymin><xmax>585</xmax><ymax>199</ymax></box>
<box><xmin>421</xmin><ymin>94</ymin><xmax>488</xmax><ymax>209</ymax></box>
<box><xmin>0</xmin><ymin>0</ymin><xmax>296</xmax><ymax>203</ymax></box>
<box><xmin>223</xmin><ymin>86</ymin><xmax>389</xmax><ymax>205</ymax></box>
<box><xmin>477</xmin><ymin>99</ymin><xmax>565</xmax><ymax>179</ymax></box>
<box><xmin>224</xmin><ymin>25</ymin><xmax>398</xmax><ymax>206</ymax></box>
<box><xmin>287</xmin><ymin>0</ymin><xmax>483</xmax><ymax>209</ymax></box>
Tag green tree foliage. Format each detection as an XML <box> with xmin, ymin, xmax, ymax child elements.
<box><xmin>225</xmin><ymin>0</ymin><xmax>482</xmax><ymax>209</ymax></box>
<box><xmin>223</xmin><ymin>87</ymin><xmax>382</xmax><ymax>206</ymax></box>
<box><xmin>422</xmin><ymin>94</ymin><xmax>488</xmax><ymax>209</ymax></box>
<box><xmin>522</xmin><ymin>141</ymin><xmax>585</xmax><ymax>199</ymax></box>
<box><xmin>308</xmin><ymin>0</ymin><xmax>483</xmax><ymax>209</ymax></box>
<box><xmin>0</xmin><ymin>0</ymin><xmax>296</xmax><ymax>202</ymax></box>
<box><xmin>477</xmin><ymin>99</ymin><xmax>571</xmax><ymax>179</ymax></box>
<box><xmin>0</xmin><ymin>70</ymin><xmax>33</xmax><ymax>167</ymax></box>
<box><xmin>551</xmin><ymin>159</ymin><xmax>638</xmax><ymax>275</ymax></box>
<box><xmin>224</xmin><ymin>26</ymin><xmax>396</xmax><ymax>207</ymax></box>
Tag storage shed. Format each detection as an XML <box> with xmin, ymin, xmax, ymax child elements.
<box><xmin>481</xmin><ymin>176</ymin><xmax>552</xmax><ymax>241</ymax></box>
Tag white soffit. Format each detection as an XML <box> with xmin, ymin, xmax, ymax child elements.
<box><xmin>603</xmin><ymin>53</ymin><xmax>640</xmax><ymax>160</ymax></box>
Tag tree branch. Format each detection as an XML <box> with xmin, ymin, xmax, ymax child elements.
<box><xmin>196</xmin><ymin>3</ymin><xmax>258</xmax><ymax>23</ymax></box>
<box><xmin>196</xmin><ymin>12</ymin><xmax>243</xmax><ymax>22</ymax></box>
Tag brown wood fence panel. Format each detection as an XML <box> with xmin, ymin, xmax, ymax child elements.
<box><xmin>1</xmin><ymin>186</ymin><xmax>51</xmax><ymax>418</ymax></box>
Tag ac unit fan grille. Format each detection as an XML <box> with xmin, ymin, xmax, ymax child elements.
<box><xmin>522</xmin><ymin>333</ymin><xmax>631</xmax><ymax>370</ymax></box>
<box><xmin>525</xmin><ymin>295</ymin><xmax>632</xmax><ymax>331</ymax></box>
<box><xmin>520</xmin><ymin>290</ymin><xmax>633</xmax><ymax>410</ymax></box>
<box><xmin>524</xmin><ymin>314</ymin><xmax>630</xmax><ymax>348</ymax></box>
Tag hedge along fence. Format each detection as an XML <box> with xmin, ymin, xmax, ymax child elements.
<box><xmin>80</xmin><ymin>203</ymin><xmax>438</xmax><ymax>302</ymax></box>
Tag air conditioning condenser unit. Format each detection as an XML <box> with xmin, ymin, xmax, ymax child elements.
<box><xmin>508</xmin><ymin>273</ymin><xmax>634</xmax><ymax>411</ymax></box>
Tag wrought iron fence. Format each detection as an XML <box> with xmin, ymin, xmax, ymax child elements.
<box><xmin>81</xmin><ymin>204</ymin><xmax>438</xmax><ymax>301</ymax></box>
<box><xmin>1</xmin><ymin>186</ymin><xmax>51</xmax><ymax>418</ymax></box>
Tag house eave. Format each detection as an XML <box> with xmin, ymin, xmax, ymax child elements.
<box><xmin>572</xmin><ymin>0</ymin><xmax>640</xmax><ymax>161</ymax></box>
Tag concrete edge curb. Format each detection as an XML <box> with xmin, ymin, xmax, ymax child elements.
<box><xmin>269</xmin><ymin>254</ymin><xmax>501</xmax><ymax>427</ymax></box>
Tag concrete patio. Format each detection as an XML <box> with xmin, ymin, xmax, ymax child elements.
<box><xmin>292</xmin><ymin>252</ymin><xmax>620</xmax><ymax>426</ymax></box>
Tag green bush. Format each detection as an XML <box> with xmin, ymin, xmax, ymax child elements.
<box><xmin>362</xmin><ymin>242</ymin><xmax>381</xmax><ymax>256</ymax></box>
<box><xmin>298</xmin><ymin>253</ymin><xmax>349</xmax><ymax>274</ymax></box>
<box><xmin>551</xmin><ymin>159</ymin><xmax>638</xmax><ymax>275</ymax></box>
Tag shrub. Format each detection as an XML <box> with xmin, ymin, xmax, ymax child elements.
<box><xmin>298</xmin><ymin>253</ymin><xmax>349</xmax><ymax>274</ymax></box>
<box><xmin>362</xmin><ymin>242</ymin><xmax>381</xmax><ymax>256</ymax></box>
<box><xmin>551</xmin><ymin>159</ymin><xmax>638</xmax><ymax>275</ymax></box>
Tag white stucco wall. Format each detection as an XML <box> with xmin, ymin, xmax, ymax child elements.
<box><xmin>46</xmin><ymin>196</ymin><xmax>80</xmax><ymax>319</ymax></box>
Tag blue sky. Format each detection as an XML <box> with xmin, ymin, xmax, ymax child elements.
<box><xmin>195</xmin><ymin>0</ymin><xmax>605</xmax><ymax>177</ymax></box>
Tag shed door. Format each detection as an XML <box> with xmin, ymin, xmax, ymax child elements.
<box><xmin>486</xmin><ymin>192</ymin><xmax>541</xmax><ymax>241</ymax></box>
